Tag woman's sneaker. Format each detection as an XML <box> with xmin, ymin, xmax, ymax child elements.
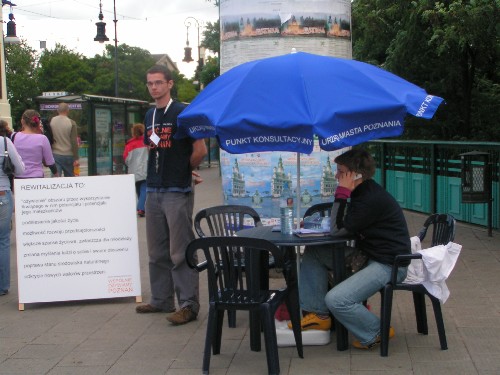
<box><xmin>287</xmin><ymin>313</ymin><xmax>331</xmax><ymax>331</ymax></box>
<box><xmin>352</xmin><ymin>327</ymin><xmax>395</xmax><ymax>349</ymax></box>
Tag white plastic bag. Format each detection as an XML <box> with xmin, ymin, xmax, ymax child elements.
<box><xmin>403</xmin><ymin>238</ymin><xmax>462</xmax><ymax>303</ymax></box>
<box><xmin>404</xmin><ymin>236</ymin><xmax>424</xmax><ymax>284</ymax></box>
<box><xmin>420</xmin><ymin>242</ymin><xmax>462</xmax><ymax>303</ymax></box>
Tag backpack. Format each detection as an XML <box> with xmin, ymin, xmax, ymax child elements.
<box><xmin>41</xmin><ymin>118</ymin><xmax>55</xmax><ymax>145</ymax></box>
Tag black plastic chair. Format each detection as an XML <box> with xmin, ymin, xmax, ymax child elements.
<box><xmin>194</xmin><ymin>204</ymin><xmax>263</xmax><ymax>238</ymax></box>
<box><xmin>380</xmin><ymin>213</ymin><xmax>456</xmax><ymax>356</ymax></box>
<box><xmin>303</xmin><ymin>202</ymin><xmax>333</xmax><ymax>219</ymax></box>
<box><xmin>186</xmin><ymin>236</ymin><xmax>303</xmax><ymax>375</ymax></box>
<box><xmin>194</xmin><ymin>205</ymin><xmax>264</xmax><ymax>328</ymax></box>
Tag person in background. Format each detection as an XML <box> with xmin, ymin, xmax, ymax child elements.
<box><xmin>13</xmin><ymin>110</ymin><xmax>58</xmax><ymax>178</ymax></box>
<box><xmin>50</xmin><ymin>103</ymin><xmax>79</xmax><ymax>177</ymax></box>
<box><xmin>290</xmin><ymin>148</ymin><xmax>410</xmax><ymax>350</ymax></box>
<box><xmin>0</xmin><ymin>120</ymin><xmax>13</xmax><ymax>138</ymax></box>
<box><xmin>0</xmin><ymin>125</ymin><xmax>25</xmax><ymax>295</ymax></box>
<box><xmin>0</xmin><ymin>120</ymin><xmax>14</xmax><ymax>190</ymax></box>
<box><xmin>135</xmin><ymin>64</ymin><xmax>207</xmax><ymax>326</ymax></box>
<box><xmin>123</xmin><ymin>123</ymin><xmax>148</xmax><ymax>217</ymax></box>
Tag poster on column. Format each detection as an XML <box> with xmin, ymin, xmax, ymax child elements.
<box><xmin>220</xmin><ymin>0</ymin><xmax>352</xmax><ymax>73</ymax></box>
<box><xmin>220</xmin><ymin>141</ymin><xmax>346</xmax><ymax>226</ymax></box>
<box><xmin>15</xmin><ymin>174</ymin><xmax>141</xmax><ymax>305</ymax></box>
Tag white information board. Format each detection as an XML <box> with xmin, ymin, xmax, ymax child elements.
<box><xmin>15</xmin><ymin>174</ymin><xmax>141</xmax><ymax>307</ymax></box>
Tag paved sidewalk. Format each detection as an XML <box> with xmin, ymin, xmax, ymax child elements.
<box><xmin>1</xmin><ymin>166</ymin><xmax>499</xmax><ymax>374</ymax></box>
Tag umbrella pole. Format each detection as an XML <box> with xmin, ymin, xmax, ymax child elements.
<box><xmin>295</xmin><ymin>154</ymin><xmax>302</xmax><ymax>312</ymax></box>
<box><xmin>296</xmin><ymin>153</ymin><xmax>301</xmax><ymax>230</ymax></box>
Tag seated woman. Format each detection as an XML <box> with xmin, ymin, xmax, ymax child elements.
<box><xmin>12</xmin><ymin>110</ymin><xmax>58</xmax><ymax>179</ymax></box>
<box><xmin>290</xmin><ymin>148</ymin><xmax>411</xmax><ymax>349</ymax></box>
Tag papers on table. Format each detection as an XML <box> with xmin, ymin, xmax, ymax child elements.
<box><xmin>293</xmin><ymin>229</ymin><xmax>329</xmax><ymax>238</ymax></box>
<box><xmin>271</xmin><ymin>227</ymin><xmax>329</xmax><ymax>237</ymax></box>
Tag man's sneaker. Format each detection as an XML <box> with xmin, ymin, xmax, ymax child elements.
<box><xmin>287</xmin><ymin>313</ymin><xmax>331</xmax><ymax>331</ymax></box>
<box><xmin>166</xmin><ymin>306</ymin><xmax>197</xmax><ymax>325</ymax></box>
<box><xmin>352</xmin><ymin>327</ymin><xmax>395</xmax><ymax>349</ymax></box>
<box><xmin>136</xmin><ymin>304</ymin><xmax>172</xmax><ymax>314</ymax></box>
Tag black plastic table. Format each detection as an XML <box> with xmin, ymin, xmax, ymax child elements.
<box><xmin>237</xmin><ymin>225</ymin><xmax>352</xmax><ymax>351</ymax></box>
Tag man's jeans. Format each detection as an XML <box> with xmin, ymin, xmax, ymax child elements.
<box><xmin>300</xmin><ymin>246</ymin><xmax>407</xmax><ymax>346</ymax></box>
<box><xmin>53</xmin><ymin>154</ymin><xmax>74</xmax><ymax>177</ymax></box>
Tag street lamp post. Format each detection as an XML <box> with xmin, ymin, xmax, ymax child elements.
<box><xmin>94</xmin><ymin>0</ymin><xmax>119</xmax><ymax>98</ymax></box>
<box><xmin>183</xmin><ymin>17</ymin><xmax>204</xmax><ymax>89</ymax></box>
<box><xmin>182</xmin><ymin>17</ymin><xmax>211</xmax><ymax>166</ymax></box>
<box><xmin>112</xmin><ymin>1</ymin><xmax>118</xmax><ymax>98</ymax></box>
<box><xmin>0</xmin><ymin>0</ymin><xmax>19</xmax><ymax>128</ymax></box>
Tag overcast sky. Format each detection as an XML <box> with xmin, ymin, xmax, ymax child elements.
<box><xmin>5</xmin><ymin>0</ymin><xmax>219</xmax><ymax>78</ymax></box>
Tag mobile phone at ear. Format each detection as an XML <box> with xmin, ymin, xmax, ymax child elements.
<box><xmin>353</xmin><ymin>173</ymin><xmax>362</xmax><ymax>181</ymax></box>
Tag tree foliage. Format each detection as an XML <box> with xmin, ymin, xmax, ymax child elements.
<box><xmin>194</xmin><ymin>20</ymin><xmax>221</xmax><ymax>97</ymax></box>
<box><xmin>87</xmin><ymin>44</ymin><xmax>155</xmax><ymax>100</ymax></box>
<box><xmin>4</xmin><ymin>41</ymin><xmax>40</xmax><ymax>128</ymax></box>
<box><xmin>202</xmin><ymin>20</ymin><xmax>220</xmax><ymax>56</ymax></box>
<box><xmin>175</xmin><ymin>78</ymin><xmax>198</xmax><ymax>103</ymax></box>
<box><xmin>5</xmin><ymin>41</ymin><xmax>159</xmax><ymax>120</ymax></box>
<box><xmin>200</xmin><ymin>56</ymin><xmax>220</xmax><ymax>88</ymax></box>
<box><xmin>37</xmin><ymin>44</ymin><xmax>92</xmax><ymax>94</ymax></box>
<box><xmin>352</xmin><ymin>0</ymin><xmax>499</xmax><ymax>141</ymax></box>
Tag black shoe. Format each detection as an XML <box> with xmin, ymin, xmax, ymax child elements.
<box><xmin>136</xmin><ymin>304</ymin><xmax>162</xmax><ymax>313</ymax></box>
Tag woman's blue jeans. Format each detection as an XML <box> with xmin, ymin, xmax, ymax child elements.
<box><xmin>299</xmin><ymin>246</ymin><xmax>407</xmax><ymax>346</ymax></box>
<box><xmin>0</xmin><ymin>191</ymin><xmax>13</xmax><ymax>293</ymax></box>
<box><xmin>135</xmin><ymin>180</ymin><xmax>146</xmax><ymax>212</ymax></box>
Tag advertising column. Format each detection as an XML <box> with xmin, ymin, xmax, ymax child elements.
<box><xmin>218</xmin><ymin>0</ymin><xmax>352</xmax><ymax>222</ymax></box>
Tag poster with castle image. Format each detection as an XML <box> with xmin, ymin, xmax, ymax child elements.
<box><xmin>220</xmin><ymin>0</ymin><xmax>352</xmax><ymax>75</ymax></box>
<box><xmin>220</xmin><ymin>142</ymin><xmax>347</xmax><ymax>225</ymax></box>
<box><xmin>220</xmin><ymin>0</ymin><xmax>351</xmax><ymax>41</ymax></box>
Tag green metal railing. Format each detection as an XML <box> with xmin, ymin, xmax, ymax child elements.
<box><xmin>367</xmin><ymin>140</ymin><xmax>500</xmax><ymax>231</ymax></box>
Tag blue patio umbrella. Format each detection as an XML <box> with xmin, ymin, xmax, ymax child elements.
<box><xmin>176</xmin><ymin>51</ymin><xmax>444</xmax><ymax>227</ymax></box>
<box><xmin>176</xmin><ymin>51</ymin><xmax>443</xmax><ymax>153</ymax></box>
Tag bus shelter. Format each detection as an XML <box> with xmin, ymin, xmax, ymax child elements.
<box><xmin>36</xmin><ymin>93</ymin><xmax>149</xmax><ymax>176</ymax></box>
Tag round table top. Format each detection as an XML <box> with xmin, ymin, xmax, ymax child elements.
<box><xmin>237</xmin><ymin>225</ymin><xmax>351</xmax><ymax>247</ymax></box>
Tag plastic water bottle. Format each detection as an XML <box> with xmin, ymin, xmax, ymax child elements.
<box><xmin>321</xmin><ymin>217</ymin><xmax>331</xmax><ymax>232</ymax></box>
<box><xmin>280</xmin><ymin>198</ymin><xmax>294</xmax><ymax>234</ymax></box>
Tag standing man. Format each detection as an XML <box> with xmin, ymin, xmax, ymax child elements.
<box><xmin>135</xmin><ymin>65</ymin><xmax>207</xmax><ymax>326</ymax></box>
<box><xmin>50</xmin><ymin>103</ymin><xmax>80</xmax><ymax>177</ymax></box>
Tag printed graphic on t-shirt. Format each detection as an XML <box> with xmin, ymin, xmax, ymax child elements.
<box><xmin>148</xmin><ymin>123</ymin><xmax>173</xmax><ymax>149</ymax></box>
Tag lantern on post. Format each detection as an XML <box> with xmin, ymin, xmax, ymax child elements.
<box><xmin>460</xmin><ymin>151</ymin><xmax>493</xmax><ymax>236</ymax></box>
<box><xmin>94</xmin><ymin>0</ymin><xmax>109</xmax><ymax>43</ymax></box>
<box><xmin>93</xmin><ymin>0</ymin><xmax>118</xmax><ymax>97</ymax></box>
<box><xmin>182</xmin><ymin>23</ymin><xmax>193</xmax><ymax>63</ymax></box>
<box><xmin>4</xmin><ymin>3</ymin><xmax>20</xmax><ymax>44</ymax></box>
